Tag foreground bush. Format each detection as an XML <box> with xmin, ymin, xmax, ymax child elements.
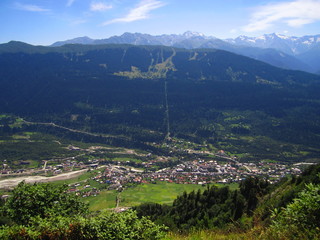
<box><xmin>266</xmin><ymin>181</ymin><xmax>320</xmax><ymax>240</ymax></box>
<box><xmin>0</xmin><ymin>182</ymin><xmax>166</xmax><ymax>239</ymax></box>
<box><xmin>0</xmin><ymin>210</ymin><xmax>167</xmax><ymax>240</ymax></box>
<box><xmin>3</xmin><ymin>181</ymin><xmax>88</xmax><ymax>225</ymax></box>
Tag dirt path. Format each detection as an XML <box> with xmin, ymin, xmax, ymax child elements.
<box><xmin>0</xmin><ymin>169</ymin><xmax>88</xmax><ymax>189</ymax></box>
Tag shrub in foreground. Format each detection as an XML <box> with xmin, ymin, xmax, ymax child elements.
<box><xmin>0</xmin><ymin>210</ymin><xmax>167</xmax><ymax>240</ymax></box>
<box><xmin>267</xmin><ymin>181</ymin><xmax>320</xmax><ymax>239</ymax></box>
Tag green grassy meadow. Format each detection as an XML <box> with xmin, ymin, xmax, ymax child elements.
<box><xmin>84</xmin><ymin>182</ymin><xmax>239</xmax><ymax>211</ymax></box>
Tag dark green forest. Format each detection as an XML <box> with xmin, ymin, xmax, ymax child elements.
<box><xmin>1</xmin><ymin>42</ymin><xmax>320</xmax><ymax>163</ymax></box>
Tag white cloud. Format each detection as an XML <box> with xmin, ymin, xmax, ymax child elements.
<box><xmin>90</xmin><ymin>2</ymin><xmax>113</xmax><ymax>12</ymax></box>
<box><xmin>15</xmin><ymin>3</ymin><xmax>50</xmax><ymax>12</ymax></box>
<box><xmin>102</xmin><ymin>0</ymin><xmax>165</xmax><ymax>25</ymax></box>
<box><xmin>243</xmin><ymin>0</ymin><xmax>320</xmax><ymax>32</ymax></box>
<box><xmin>67</xmin><ymin>0</ymin><xmax>76</xmax><ymax>7</ymax></box>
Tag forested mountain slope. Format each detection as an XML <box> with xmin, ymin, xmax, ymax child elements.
<box><xmin>1</xmin><ymin>42</ymin><xmax>320</xmax><ymax>162</ymax></box>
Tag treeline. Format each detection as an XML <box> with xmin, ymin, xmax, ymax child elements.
<box><xmin>134</xmin><ymin>177</ymin><xmax>270</xmax><ymax>231</ymax></box>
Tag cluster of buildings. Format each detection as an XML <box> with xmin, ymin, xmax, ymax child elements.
<box><xmin>67</xmin><ymin>183</ymin><xmax>101</xmax><ymax>198</ymax></box>
<box><xmin>68</xmin><ymin>157</ymin><xmax>305</xmax><ymax>198</ymax></box>
<box><xmin>1</xmin><ymin>144</ymin><xmax>310</xmax><ymax>198</ymax></box>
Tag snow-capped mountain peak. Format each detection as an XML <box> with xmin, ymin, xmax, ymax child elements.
<box><xmin>275</xmin><ymin>33</ymin><xmax>290</xmax><ymax>40</ymax></box>
<box><xmin>182</xmin><ymin>31</ymin><xmax>205</xmax><ymax>38</ymax></box>
<box><xmin>225</xmin><ymin>33</ymin><xmax>320</xmax><ymax>56</ymax></box>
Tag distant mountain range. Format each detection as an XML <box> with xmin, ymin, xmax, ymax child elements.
<box><xmin>51</xmin><ymin>32</ymin><xmax>320</xmax><ymax>74</ymax></box>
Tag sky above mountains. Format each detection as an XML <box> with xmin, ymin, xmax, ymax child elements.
<box><xmin>1</xmin><ymin>0</ymin><xmax>320</xmax><ymax>45</ymax></box>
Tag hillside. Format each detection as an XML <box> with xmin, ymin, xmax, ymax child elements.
<box><xmin>135</xmin><ymin>163</ymin><xmax>320</xmax><ymax>225</ymax></box>
<box><xmin>1</xmin><ymin>163</ymin><xmax>319</xmax><ymax>239</ymax></box>
<box><xmin>1</xmin><ymin>41</ymin><xmax>318</xmax><ymax>83</ymax></box>
<box><xmin>1</xmin><ymin>42</ymin><xmax>320</xmax><ymax>164</ymax></box>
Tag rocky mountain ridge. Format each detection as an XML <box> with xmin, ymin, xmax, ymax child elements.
<box><xmin>50</xmin><ymin>32</ymin><xmax>320</xmax><ymax>73</ymax></box>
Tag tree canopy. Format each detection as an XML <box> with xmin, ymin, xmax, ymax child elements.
<box><xmin>3</xmin><ymin>181</ymin><xmax>88</xmax><ymax>225</ymax></box>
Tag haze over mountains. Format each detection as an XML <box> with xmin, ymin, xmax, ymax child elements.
<box><xmin>51</xmin><ymin>31</ymin><xmax>320</xmax><ymax>74</ymax></box>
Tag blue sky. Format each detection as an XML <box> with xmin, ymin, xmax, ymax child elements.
<box><xmin>1</xmin><ymin>0</ymin><xmax>320</xmax><ymax>45</ymax></box>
